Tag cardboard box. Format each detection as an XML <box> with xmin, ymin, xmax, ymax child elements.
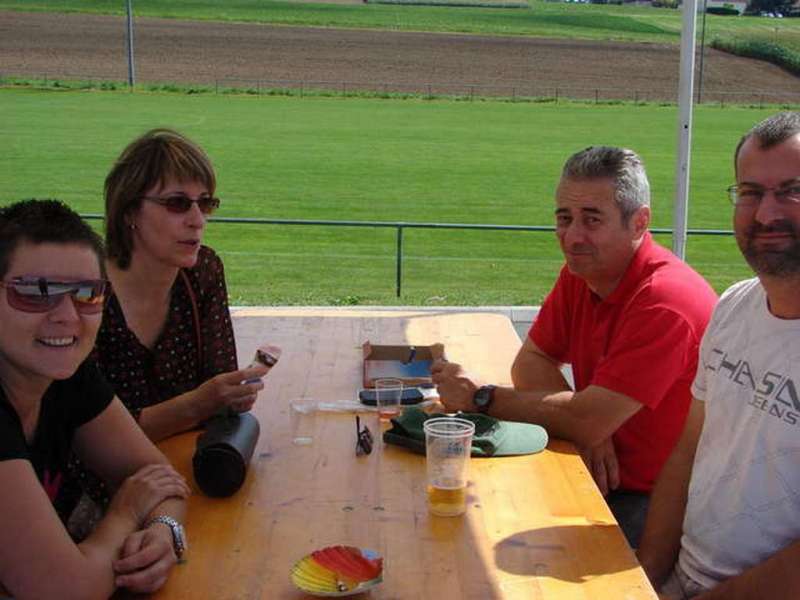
<box><xmin>362</xmin><ymin>341</ymin><xmax>445</xmax><ymax>389</ymax></box>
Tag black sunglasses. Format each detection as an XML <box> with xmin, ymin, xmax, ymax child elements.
<box><xmin>356</xmin><ymin>416</ymin><xmax>373</xmax><ymax>456</ymax></box>
<box><xmin>143</xmin><ymin>194</ymin><xmax>220</xmax><ymax>214</ymax></box>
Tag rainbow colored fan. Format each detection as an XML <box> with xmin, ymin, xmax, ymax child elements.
<box><xmin>290</xmin><ymin>545</ymin><xmax>384</xmax><ymax>597</ymax></box>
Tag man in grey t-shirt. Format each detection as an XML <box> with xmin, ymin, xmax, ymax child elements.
<box><xmin>637</xmin><ymin>113</ymin><xmax>800</xmax><ymax>599</ymax></box>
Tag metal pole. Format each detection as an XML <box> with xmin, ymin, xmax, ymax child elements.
<box><xmin>696</xmin><ymin>0</ymin><xmax>708</xmax><ymax>104</ymax></box>
<box><xmin>673</xmin><ymin>0</ymin><xmax>699</xmax><ymax>260</ymax></box>
<box><xmin>395</xmin><ymin>226</ymin><xmax>403</xmax><ymax>298</ymax></box>
<box><xmin>126</xmin><ymin>0</ymin><xmax>135</xmax><ymax>88</ymax></box>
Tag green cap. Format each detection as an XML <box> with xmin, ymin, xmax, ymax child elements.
<box><xmin>383</xmin><ymin>407</ymin><xmax>548</xmax><ymax>457</ymax></box>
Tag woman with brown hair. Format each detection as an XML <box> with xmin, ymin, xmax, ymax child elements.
<box><xmin>96</xmin><ymin>128</ymin><xmax>269</xmax><ymax>440</ymax></box>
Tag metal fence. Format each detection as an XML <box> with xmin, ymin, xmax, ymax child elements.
<box><xmin>215</xmin><ymin>77</ymin><xmax>800</xmax><ymax>106</ymax></box>
<box><xmin>5</xmin><ymin>71</ymin><xmax>800</xmax><ymax>107</ymax></box>
<box><xmin>81</xmin><ymin>213</ymin><xmax>734</xmax><ymax>297</ymax></box>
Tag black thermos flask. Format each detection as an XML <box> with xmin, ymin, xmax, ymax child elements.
<box><xmin>192</xmin><ymin>413</ymin><xmax>260</xmax><ymax>497</ymax></box>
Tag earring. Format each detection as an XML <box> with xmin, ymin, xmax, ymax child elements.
<box><xmin>129</xmin><ymin>222</ymin><xmax>137</xmax><ymax>230</ymax></box>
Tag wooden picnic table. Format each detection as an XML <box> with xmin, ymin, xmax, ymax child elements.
<box><xmin>146</xmin><ymin>308</ymin><xmax>658</xmax><ymax>600</ymax></box>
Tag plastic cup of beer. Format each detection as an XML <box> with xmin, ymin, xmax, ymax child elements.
<box><xmin>375</xmin><ymin>378</ymin><xmax>403</xmax><ymax>422</ymax></box>
<box><xmin>423</xmin><ymin>417</ymin><xmax>475</xmax><ymax>517</ymax></box>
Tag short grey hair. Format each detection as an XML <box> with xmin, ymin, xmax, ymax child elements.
<box><xmin>561</xmin><ymin>146</ymin><xmax>650</xmax><ymax>223</ymax></box>
<box><xmin>734</xmin><ymin>112</ymin><xmax>800</xmax><ymax>172</ymax></box>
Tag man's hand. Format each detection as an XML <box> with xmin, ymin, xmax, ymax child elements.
<box><xmin>113</xmin><ymin>524</ymin><xmax>177</xmax><ymax>593</ymax></box>
<box><xmin>580</xmin><ymin>437</ymin><xmax>620</xmax><ymax>496</ymax></box>
<box><xmin>431</xmin><ymin>360</ymin><xmax>483</xmax><ymax>412</ymax></box>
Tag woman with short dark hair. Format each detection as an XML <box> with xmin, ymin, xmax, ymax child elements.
<box><xmin>0</xmin><ymin>199</ymin><xmax>188</xmax><ymax>599</ymax></box>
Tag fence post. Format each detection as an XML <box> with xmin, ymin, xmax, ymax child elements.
<box><xmin>555</xmin><ymin>87</ymin><xmax>559</xmax><ymax>104</ymax></box>
<box><xmin>427</xmin><ymin>83</ymin><xmax>432</xmax><ymax>98</ymax></box>
<box><xmin>300</xmin><ymin>81</ymin><xmax>304</xmax><ymax>98</ymax></box>
<box><xmin>342</xmin><ymin>81</ymin><xmax>347</xmax><ymax>95</ymax></box>
<box><xmin>595</xmin><ymin>89</ymin><xmax>599</xmax><ymax>104</ymax></box>
<box><xmin>512</xmin><ymin>86</ymin><xmax>516</xmax><ymax>102</ymax></box>
<box><xmin>635</xmin><ymin>90</ymin><xmax>639</xmax><ymax>103</ymax></box>
<box><xmin>470</xmin><ymin>85</ymin><xmax>475</xmax><ymax>101</ymax></box>
<box><xmin>396</xmin><ymin>226</ymin><xmax>404</xmax><ymax>298</ymax></box>
<box><xmin>759</xmin><ymin>94</ymin><xmax>763</xmax><ymax>110</ymax></box>
<box><xmin>215</xmin><ymin>80</ymin><xmax>219</xmax><ymax>94</ymax></box>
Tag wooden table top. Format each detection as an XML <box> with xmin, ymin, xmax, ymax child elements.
<box><xmin>147</xmin><ymin>308</ymin><xmax>657</xmax><ymax>600</ymax></box>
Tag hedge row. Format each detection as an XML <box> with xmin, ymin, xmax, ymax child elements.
<box><xmin>711</xmin><ymin>37</ymin><xmax>800</xmax><ymax>77</ymax></box>
<box><xmin>706</xmin><ymin>6</ymin><xmax>739</xmax><ymax>15</ymax></box>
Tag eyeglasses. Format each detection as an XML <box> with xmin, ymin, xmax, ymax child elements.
<box><xmin>355</xmin><ymin>416</ymin><xmax>373</xmax><ymax>456</ymax></box>
<box><xmin>0</xmin><ymin>277</ymin><xmax>108</xmax><ymax>314</ymax></box>
<box><xmin>727</xmin><ymin>182</ymin><xmax>800</xmax><ymax>208</ymax></box>
<box><xmin>142</xmin><ymin>194</ymin><xmax>220</xmax><ymax>214</ymax></box>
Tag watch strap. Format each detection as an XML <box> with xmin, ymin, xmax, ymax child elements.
<box><xmin>473</xmin><ymin>385</ymin><xmax>496</xmax><ymax>413</ymax></box>
<box><xmin>144</xmin><ymin>515</ymin><xmax>187</xmax><ymax>560</ymax></box>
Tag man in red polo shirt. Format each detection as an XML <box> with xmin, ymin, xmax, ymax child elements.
<box><xmin>433</xmin><ymin>146</ymin><xmax>717</xmax><ymax>547</ymax></box>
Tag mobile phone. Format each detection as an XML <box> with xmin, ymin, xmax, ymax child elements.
<box><xmin>358</xmin><ymin>387</ymin><xmax>425</xmax><ymax>406</ymax></box>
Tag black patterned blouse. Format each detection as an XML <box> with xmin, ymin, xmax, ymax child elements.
<box><xmin>60</xmin><ymin>246</ymin><xmax>238</xmax><ymax>532</ymax></box>
<box><xmin>95</xmin><ymin>245</ymin><xmax>238</xmax><ymax>419</ymax></box>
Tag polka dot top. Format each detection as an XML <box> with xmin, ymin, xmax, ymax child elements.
<box><xmin>95</xmin><ymin>246</ymin><xmax>238</xmax><ymax>419</ymax></box>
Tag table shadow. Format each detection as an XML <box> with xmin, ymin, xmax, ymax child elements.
<box><xmin>495</xmin><ymin>524</ymin><xmax>640</xmax><ymax>584</ymax></box>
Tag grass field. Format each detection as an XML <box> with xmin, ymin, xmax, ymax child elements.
<box><xmin>2</xmin><ymin>87</ymin><xmax>771</xmax><ymax>305</ymax></box>
<box><xmin>3</xmin><ymin>0</ymin><xmax>800</xmax><ymax>49</ymax></box>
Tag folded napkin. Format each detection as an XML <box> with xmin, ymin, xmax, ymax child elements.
<box><xmin>382</xmin><ymin>407</ymin><xmax>548</xmax><ymax>457</ymax></box>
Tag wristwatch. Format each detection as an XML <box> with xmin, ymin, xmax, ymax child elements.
<box><xmin>145</xmin><ymin>515</ymin><xmax>187</xmax><ymax>561</ymax></box>
<box><xmin>473</xmin><ymin>385</ymin><xmax>496</xmax><ymax>414</ymax></box>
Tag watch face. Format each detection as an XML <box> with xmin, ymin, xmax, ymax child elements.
<box><xmin>474</xmin><ymin>385</ymin><xmax>495</xmax><ymax>412</ymax></box>
<box><xmin>176</xmin><ymin>524</ymin><xmax>187</xmax><ymax>557</ymax></box>
<box><xmin>175</xmin><ymin>524</ymin><xmax>185</xmax><ymax>544</ymax></box>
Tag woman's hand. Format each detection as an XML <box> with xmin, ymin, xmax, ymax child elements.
<box><xmin>113</xmin><ymin>524</ymin><xmax>176</xmax><ymax>593</ymax></box>
<box><xmin>107</xmin><ymin>464</ymin><xmax>190</xmax><ymax>527</ymax></box>
<box><xmin>190</xmin><ymin>365</ymin><xmax>269</xmax><ymax>422</ymax></box>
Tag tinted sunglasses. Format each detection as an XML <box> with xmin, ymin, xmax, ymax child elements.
<box><xmin>143</xmin><ymin>194</ymin><xmax>220</xmax><ymax>214</ymax></box>
<box><xmin>355</xmin><ymin>416</ymin><xmax>373</xmax><ymax>456</ymax></box>
<box><xmin>0</xmin><ymin>277</ymin><xmax>108</xmax><ymax>314</ymax></box>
